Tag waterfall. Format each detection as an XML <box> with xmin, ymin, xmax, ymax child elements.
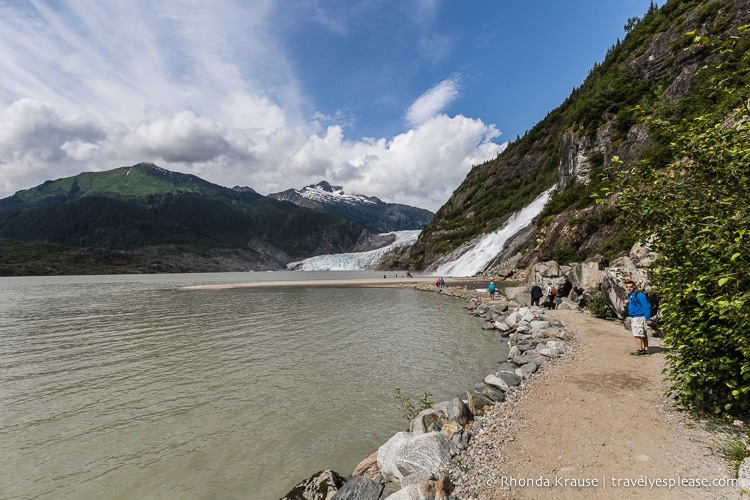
<box><xmin>435</xmin><ymin>187</ymin><xmax>555</xmax><ymax>277</ymax></box>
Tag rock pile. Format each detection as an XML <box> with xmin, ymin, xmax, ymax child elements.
<box><xmin>280</xmin><ymin>297</ymin><xmax>576</xmax><ymax>500</ymax></box>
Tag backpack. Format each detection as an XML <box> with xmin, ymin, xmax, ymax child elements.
<box><xmin>550</xmin><ymin>286</ymin><xmax>557</xmax><ymax>295</ymax></box>
<box><xmin>641</xmin><ymin>291</ymin><xmax>660</xmax><ymax>317</ymax></box>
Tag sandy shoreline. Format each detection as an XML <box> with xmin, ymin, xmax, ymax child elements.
<box><xmin>178</xmin><ymin>276</ymin><xmax>489</xmax><ymax>291</ymax></box>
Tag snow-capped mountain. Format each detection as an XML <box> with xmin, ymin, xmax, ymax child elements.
<box><xmin>268</xmin><ymin>181</ymin><xmax>433</xmax><ymax>233</ymax></box>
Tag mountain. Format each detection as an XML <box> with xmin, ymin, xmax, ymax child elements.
<box><xmin>0</xmin><ymin>163</ymin><xmax>366</xmax><ymax>274</ymax></box>
<box><xmin>394</xmin><ymin>0</ymin><xmax>750</xmax><ymax>273</ymax></box>
<box><xmin>268</xmin><ymin>180</ymin><xmax>433</xmax><ymax>233</ymax></box>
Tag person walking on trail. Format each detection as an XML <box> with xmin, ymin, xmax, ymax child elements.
<box><xmin>624</xmin><ymin>280</ymin><xmax>652</xmax><ymax>356</ymax></box>
<box><xmin>545</xmin><ymin>281</ymin><xmax>557</xmax><ymax>310</ymax></box>
<box><xmin>530</xmin><ymin>282</ymin><xmax>543</xmax><ymax>306</ymax></box>
<box><xmin>488</xmin><ymin>281</ymin><xmax>496</xmax><ymax>300</ymax></box>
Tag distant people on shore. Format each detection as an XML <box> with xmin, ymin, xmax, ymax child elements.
<box><xmin>530</xmin><ymin>282</ymin><xmax>543</xmax><ymax>306</ymax></box>
<box><xmin>488</xmin><ymin>281</ymin><xmax>496</xmax><ymax>300</ymax></box>
<box><xmin>546</xmin><ymin>281</ymin><xmax>557</xmax><ymax>310</ymax></box>
<box><xmin>440</xmin><ymin>277</ymin><xmax>445</xmax><ymax>288</ymax></box>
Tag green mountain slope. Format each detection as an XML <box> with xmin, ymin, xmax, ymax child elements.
<box><xmin>398</xmin><ymin>0</ymin><xmax>750</xmax><ymax>272</ymax></box>
<box><xmin>0</xmin><ymin>163</ymin><xmax>365</xmax><ymax>274</ymax></box>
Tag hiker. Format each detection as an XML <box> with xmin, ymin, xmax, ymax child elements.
<box><xmin>440</xmin><ymin>277</ymin><xmax>445</xmax><ymax>288</ymax></box>
<box><xmin>488</xmin><ymin>281</ymin><xmax>496</xmax><ymax>300</ymax></box>
<box><xmin>624</xmin><ymin>280</ymin><xmax>652</xmax><ymax>356</ymax></box>
<box><xmin>530</xmin><ymin>282</ymin><xmax>543</xmax><ymax>306</ymax></box>
<box><xmin>545</xmin><ymin>281</ymin><xmax>557</xmax><ymax>310</ymax></box>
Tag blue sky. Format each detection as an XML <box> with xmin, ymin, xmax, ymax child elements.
<box><xmin>0</xmin><ymin>0</ymin><xmax>652</xmax><ymax>211</ymax></box>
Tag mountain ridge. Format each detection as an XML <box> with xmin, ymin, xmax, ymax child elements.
<box><xmin>268</xmin><ymin>180</ymin><xmax>433</xmax><ymax>233</ymax></box>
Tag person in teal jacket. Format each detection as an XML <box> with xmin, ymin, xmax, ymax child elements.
<box><xmin>488</xmin><ymin>281</ymin><xmax>496</xmax><ymax>300</ymax></box>
<box><xmin>625</xmin><ymin>280</ymin><xmax>652</xmax><ymax>356</ymax></box>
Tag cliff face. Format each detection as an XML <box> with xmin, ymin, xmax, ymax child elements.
<box><xmin>397</xmin><ymin>0</ymin><xmax>750</xmax><ymax>273</ymax></box>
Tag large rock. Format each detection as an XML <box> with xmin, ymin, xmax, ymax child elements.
<box><xmin>394</xmin><ymin>432</ymin><xmax>458</xmax><ymax>478</ymax></box>
<box><xmin>444</xmin><ymin>397</ymin><xmax>473</xmax><ymax>425</ymax></box>
<box><xmin>410</xmin><ymin>408</ymin><xmax>448</xmax><ymax>435</ymax></box>
<box><xmin>566</xmin><ymin>258</ymin><xmax>606</xmax><ymax>293</ymax></box>
<box><xmin>281</xmin><ymin>469</ymin><xmax>346</xmax><ymax>500</ymax></box>
<box><xmin>377</xmin><ymin>432</ymin><xmax>412</xmax><ymax>482</ymax></box>
<box><xmin>385</xmin><ymin>483</ymin><xmax>435</xmax><ymax>500</ymax></box>
<box><xmin>484</xmin><ymin>374</ymin><xmax>510</xmax><ymax>392</ymax></box>
<box><xmin>330</xmin><ymin>475</ymin><xmax>383</xmax><ymax>500</ymax></box>
<box><xmin>352</xmin><ymin>451</ymin><xmax>380</xmax><ymax>480</ymax></box>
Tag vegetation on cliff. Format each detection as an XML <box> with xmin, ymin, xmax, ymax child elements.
<box><xmin>608</xmin><ymin>26</ymin><xmax>750</xmax><ymax>417</ymax></box>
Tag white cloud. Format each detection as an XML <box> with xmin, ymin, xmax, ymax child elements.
<box><xmin>405</xmin><ymin>77</ymin><xmax>460</xmax><ymax>128</ymax></box>
<box><xmin>0</xmin><ymin>1</ymin><xmax>505</xmax><ymax>214</ymax></box>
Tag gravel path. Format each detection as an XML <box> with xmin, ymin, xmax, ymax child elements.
<box><xmin>446</xmin><ymin>310</ymin><xmax>742</xmax><ymax>499</ymax></box>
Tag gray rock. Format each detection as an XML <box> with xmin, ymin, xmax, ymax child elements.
<box><xmin>394</xmin><ymin>432</ymin><xmax>458</xmax><ymax>478</ymax></box>
<box><xmin>330</xmin><ymin>475</ymin><xmax>383</xmax><ymax>500</ymax></box>
<box><xmin>466</xmin><ymin>391</ymin><xmax>493</xmax><ymax>416</ymax></box>
<box><xmin>400</xmin><ymin>470</ymin><xmax>435</xmax><ymax>487</ymax></box>
<box><xmin>494</xmin><ymin>370</ymin><xmax>522</xmax><ymax>387</ymax></box>
<box><xmin>386</xmin><ymin>483</ymin><xmax>434</xmax><ymax>500</ymax></box>
<box><xmin>518</xmin><ymin>362</ymin><xmax>538</xmax><ymax>378</ymax></box>
<box><xmin>529</xmin><ymin>320</ymin><xmax>551</xmax><ymax>329</ymax></box>
<box><xmin>496</xmin><ymin>361</ymin><xmax>518</xmax><ymax>372</ymax></box>
<box><xmin>477</xmin><ymin>382</ymin><xmax>505</xmax><ymax>402</ymax></box>
<box><xmin>484</xmin><ymin>374</ymin><xmax>510</xmax><ymax>392</ymax></box>
<box><xmin>282</xmin><ymin>469</ymin><xmax>346</xmax><ymax>500</ymax></box>
<box><xmin>377</xmin><ymin>432</ymin><xmax>412</xmax><ymax>482</ymax></box>
<box><xmin>410</xmin><ymin>408</ymin><xmax>448</xmax><ymax>436</ymax></box>
<box><xmin>444</xmin><ymin>397</ymin><xmax>473</xmax><ymax>426</ymax></box>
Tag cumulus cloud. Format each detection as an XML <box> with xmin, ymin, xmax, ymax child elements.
<box><xmin>0</xmin><ymin>1</ymin><xmax>506</xmax><ymax>213</ymax></box>
<box><xmin>405</xmin><ymin>77</ymin><xmax>460</xmax><ymax>128</ymax></box>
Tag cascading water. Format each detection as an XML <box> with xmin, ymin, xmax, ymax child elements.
<box><xmin>435</xmin><ymin>187</ymin><xmax>555</xmax><ymax>277</ymax></box>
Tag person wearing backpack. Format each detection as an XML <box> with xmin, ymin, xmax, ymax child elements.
<box><xmin>545</xmin><ymin>281</ymin><xmax>557</xmax><ymax>310</ymax></box>
<box><xmin>624</xmin><ymin>280</ymin><xmax>652</xmax><ymax>356</ymax></box>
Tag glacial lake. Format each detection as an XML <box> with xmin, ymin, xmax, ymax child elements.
<box><xmin>0</xmin><ymin>271</ymin><xmax>506</xmax><ymax>499</ymax></box>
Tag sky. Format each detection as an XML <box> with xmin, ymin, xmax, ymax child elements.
<box><xmin>0</xmin><ymin>0</ymin><xmax>653</xmax><ymax>212</ymax></box>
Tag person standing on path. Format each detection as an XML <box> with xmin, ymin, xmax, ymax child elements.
<box><xmin>624</xmin><ymin>280</ymin><xmax>652</xmax><ymax>356</ymax></box>
<box><xmin>545</xmin><ymin>281</ymin><xmax>557</xmax><ymax>309</ymax></box>
<box><xmin>488</xmin><ymin>281</ymin><xmax>496</xmax><ymax>300</ymax></box>
<box><xmin>530</xmin><ymin>282</ymin><xmax>543</xmax><ymax>306</ymax></box>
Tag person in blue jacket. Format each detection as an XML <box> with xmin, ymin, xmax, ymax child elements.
<box><xmin>488</xmin><ymin>281</ymin><xmax>496</xmax><ymax>300</ymax></box>
<box><xmin>624</xmin><ymin>280</ymin><xmax>652</xmax><ymax>356</ymax></box>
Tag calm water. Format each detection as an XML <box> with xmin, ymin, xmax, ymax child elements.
<box><xmin>0</xmin><ymin>272</ymin><xmax>506</xmax><ymax>499</ymax></box>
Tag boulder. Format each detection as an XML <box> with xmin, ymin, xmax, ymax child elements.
<box><xmin>377</xmin><ymin>432</ymin><xmax>412</xmax><ymax>482</ymax></box>
<box><xmin>330</xmin><ymin>475</ymin><xmax>383</xmax><ymax>500</ymax></box>
<box><xmin>565</xmin><ymin>259</ymin><xmax>606</xmax><ymax>294</ymax></box>
<box><xmin>352</xmin><ymin>451</ymin><xmax>380</xmax><ymax>480</ymax></box>
<box><xmin>466</xmin><ymin>391</ymin><xmax>492</xmax><ymax>416</ymax></box>
<box><xmin>393</xmin><ymin>432</ymin><xmax>458</xmax><ymax>478</ymax></box>
<box><xmin>484</xmin><ymin>374</ymin><xmax>510</xmax><ymax>392</ymax></box>
<box><xmin>282</xmin><ymin>469</ymin><xmax>346</xmax><ymax>500</ymax></box>
<box><xmin>400</xmin><ymin>470</ymin><xmax>435</xmax><ymax>487</ymax></box>
<box><xmin>494</xmin><ymin>370</ymin><xmax>522</xmax><ymax>387</ymax></box>
<box><xmin>443</xmin><ymin>397</ymin><xmax>473</xmax><ymax>426</ymax></box>
<box><xmin>630</xmin><ymin>241</ymin><xmax>658</xmax><ymax>268</ymax></box>
<box><xmin>385</xmin><ymin>483</ymin><xmax>434</xmax><ymax>500</ymax></box>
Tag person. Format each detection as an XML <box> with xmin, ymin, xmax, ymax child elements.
<box><xmin>545</xmin><ymin>281</ymin><xmax>557</xmax><ymax>310</ymax></box>
<box><xmin>436</xmin><ymin>278</ymin><xmax>441</xmax><ymax>288</ymax></box>
<box><xmin>488</xmin><ymin>281</ymin><xmax>496</xmax><ymax>300</ymax></box>
<box><xmin>530</xmin><ymin>282</ymin><xmax>543</xmax><ymax>306</ymax></box>
<box><xmin>624</xmin><ymin>280</ymin><xmax>652</xmax><ymax>356</ymax></box>
<box><xmin>440</xmin><ymin>277</ymin><xmax>445</xmax><ymax>288</ymax></box>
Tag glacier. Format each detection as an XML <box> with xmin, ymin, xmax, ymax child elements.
<box><xmin>435</xmin><ymin>187</ymin><xmax>555</xmax><ymax>277</ymax></box>
<box><xmin>290</xmin><ymin>230</ymin><xmax>421</xmax><ymax>271</ymax></box>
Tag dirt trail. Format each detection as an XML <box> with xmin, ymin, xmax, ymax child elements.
<box><xmin>474</xmin><ymin>310</ymin><xmax>738</xmax><ymax>499</ymax></box>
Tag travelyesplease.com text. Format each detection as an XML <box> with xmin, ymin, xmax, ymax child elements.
<box><xmin>485</xmin><ymin>474</ymin><xmax>737</xmax><ymax>490</ymax></box>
